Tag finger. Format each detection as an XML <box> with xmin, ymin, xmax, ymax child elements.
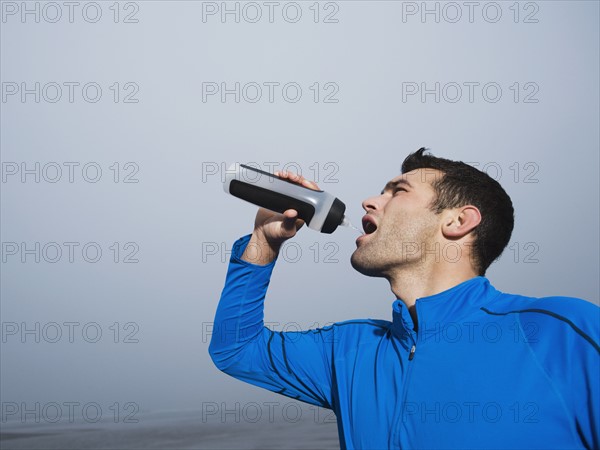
<box><xmin>301</xmin><ymin>178</ymin><xmax>319</xmax><ymax>190</ymax></box>
<box><xmin>275</xmin><ymin>170</ymin><xmax>318</xmax><ymax>190</ymax></box>
<box><xmin>288</xmin><ymin>172</ymin><xmax>301</xmax><ymax>182</ymax></box>
<box><xmin>287</xmin><ymin>172</ymin><xmax>314</xmax><ymax>187</ymax></box>
<box><xmin>286</xmin><ymin>171</ymin><xmax>316</xmax><ymax>188</ymax></box>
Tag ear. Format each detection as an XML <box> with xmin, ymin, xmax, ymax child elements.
<box><xmin>441</xmin><ymin>205</ymin><xmax>481</xmax><ymax>239</ymax></box>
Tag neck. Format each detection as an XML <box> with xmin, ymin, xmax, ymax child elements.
<box><xmin>386</xmin><ymin>263</ymin><xmax>479</xmax><ymax>327</ymax></box>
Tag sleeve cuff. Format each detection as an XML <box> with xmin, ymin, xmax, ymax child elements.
<box><xmin>231</xmin><ymin>234</ymin><xmax>279</xmax><ymax>268</ymax></box>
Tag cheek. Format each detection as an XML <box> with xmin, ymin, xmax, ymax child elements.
<box><xmin>382</xmin><ymin>206</ymin><xmax>438</xmax><ymax>239</ymax></box>
<box><xmin>383</xmin><ymin>202</ymin><xmax>419</xmax><ymax>223</ymax></box>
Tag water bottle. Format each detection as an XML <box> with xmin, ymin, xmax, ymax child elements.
<box><xmin>223</xmin><ymin>163</ymin><xmax>357</xmax><ymax>234</ymax></box>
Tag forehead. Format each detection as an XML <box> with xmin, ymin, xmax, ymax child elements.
<box><xmin>381</xmin><ymin>168</ymin><xmax>443</xmax><ymax>193</ymax></box>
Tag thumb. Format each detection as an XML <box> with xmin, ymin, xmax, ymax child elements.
<box><xmin>282</xmin><ymin>209</ymin><xmax>300</xmax><ymax>233</ymax></box>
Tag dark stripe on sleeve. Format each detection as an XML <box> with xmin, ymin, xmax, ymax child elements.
<box><xmin>276</xmin><ymin>388</ymin><xmax>300</xmax><ymax>400</ymax></box>
<box><xmin>279</xmin><ymin>331</ymin><xmax>293</xmax><ymax>374</ymax></box>
<box><xmin>481</xmin><ymin>307</ymin><xmax>600</xmax><ymax>353</ymax></box>
<box><xmin>267</xmin><ymin>330</ymin><xmax>283</xmax><ymax>377</ymax></box>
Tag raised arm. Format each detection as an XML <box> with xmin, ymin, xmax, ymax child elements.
<box><xmin>208</xmin><ymin>172</ymin><xmax>336</xmax><ymax>408</ymax></box>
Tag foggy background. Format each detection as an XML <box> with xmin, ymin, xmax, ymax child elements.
<box><xmin>1</xmin><ymin>0</ymin><xmax>598</xmax><ymax>447</ymax></box>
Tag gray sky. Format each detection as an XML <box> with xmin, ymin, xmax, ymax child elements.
<box><xmin>1</xmin><ymin>0</ymin><xmax>598</xmax><ymax>429</ymax></box>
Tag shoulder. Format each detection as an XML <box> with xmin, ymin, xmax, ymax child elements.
<box><xmin>484</xmin><ymin>288</ymin><xmax>599</xmax><ymax>353</ymax></box>
<box><xmin>488</xmin><ymin>290</ymin><xmax>599</xmax><ymax>317</ymax></box>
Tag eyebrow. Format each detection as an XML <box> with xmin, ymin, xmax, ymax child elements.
<box><xmin>380</xmin><ymin>178</ymin><xmax>413</xmax><ymax>195</ymax></box>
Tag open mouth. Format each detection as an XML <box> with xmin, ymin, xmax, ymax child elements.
<box><xmin>362</xmin><ymin>216</ymin><xmax>378</xmax><ymax>235</ymax></box>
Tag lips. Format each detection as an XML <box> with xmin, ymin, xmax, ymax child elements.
<box><xmin>362</xmin><ymin>215</ymin><xmax>378</xmax><ymax>235</ymax></box>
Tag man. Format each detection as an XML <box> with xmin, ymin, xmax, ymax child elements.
<box><xmin>209</xmin><ymin>148</ymin><xmax>599</xmax><ymax>449</ymax></box>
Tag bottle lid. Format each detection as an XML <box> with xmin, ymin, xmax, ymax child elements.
<box><xmin>321</xmin><ymin>198</ymin><xmax>346</xmax><ymax>234</ymax></box>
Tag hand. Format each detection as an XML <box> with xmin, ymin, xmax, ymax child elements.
<box><xmin>241</xmin><ymin>170</ymin><xmax>320</xmax><ymax>265</ymax></box>
<box><xmin>254</xmin><ymin>170</ymin><xmax>321</xmax><ymax>247</ymax></box>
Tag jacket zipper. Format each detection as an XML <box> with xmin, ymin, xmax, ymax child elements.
<box><xmin>394</xmin><ymin>305</ymin><xmax>420</xmax><ymax>447</ymax></box>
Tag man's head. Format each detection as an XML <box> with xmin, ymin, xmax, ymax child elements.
<box><xmin>350</xmin><ymin>148</ymin><xmax>514</xmax><ymax>278</ymax></box>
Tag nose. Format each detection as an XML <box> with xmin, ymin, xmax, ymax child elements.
<box><xmin>361</xmin><ymin>193</ymin><xmax>382</xmax><ymax>213</ymax></box>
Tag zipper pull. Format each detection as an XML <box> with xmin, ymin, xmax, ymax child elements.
<box><xmin>408</xmin><ymin>344</ymin><xmax>416</xmax><ymax>361</ymax></box>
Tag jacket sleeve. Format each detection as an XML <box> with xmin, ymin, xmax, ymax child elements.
<box><xmin>208</xmin><ymin>234</ymin><xmax>335</xmax><ymax>409</ymax></box>
<box><xmin>569</xmin><ymin>303</ymin><xmax>600</xmax><ymax>450</ymax></box>
<box><xmin>522</xmin><ymin>297</ymin><xmax>600</xmax><ymax>449</ymax></box>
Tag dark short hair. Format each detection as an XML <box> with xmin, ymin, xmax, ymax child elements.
<box><xmin>401</xmin><ymin>147</ymin><xmax>514</xmax><ymax>276</ymax></box>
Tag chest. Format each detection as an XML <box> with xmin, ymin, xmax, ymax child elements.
<box><xmin>332</xmin><ymin>331</ymin><xmax>582</xmax><ymax>449</ymax></box>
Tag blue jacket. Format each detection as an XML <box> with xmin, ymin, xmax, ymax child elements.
<box><xmin>209</xmin><ymin>234</ymin><xmax>600</xmax><ymax>449</ymax></box>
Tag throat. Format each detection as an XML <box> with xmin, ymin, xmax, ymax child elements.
<box><xmin>408</xmin><ymin>305</ymin><xmax>418</xmax><ymax>332</ymax></box>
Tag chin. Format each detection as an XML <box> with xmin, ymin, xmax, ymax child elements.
<box><xmin>350</xmin><ymin>251</ymin><xmax>384</xmax><ymax>278</ymax></box>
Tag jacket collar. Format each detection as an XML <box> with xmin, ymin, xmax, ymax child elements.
<box><xmin>390</xmin><ymin>276</ymin><xmax>501</xmax><ymax>342</ymax></box>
